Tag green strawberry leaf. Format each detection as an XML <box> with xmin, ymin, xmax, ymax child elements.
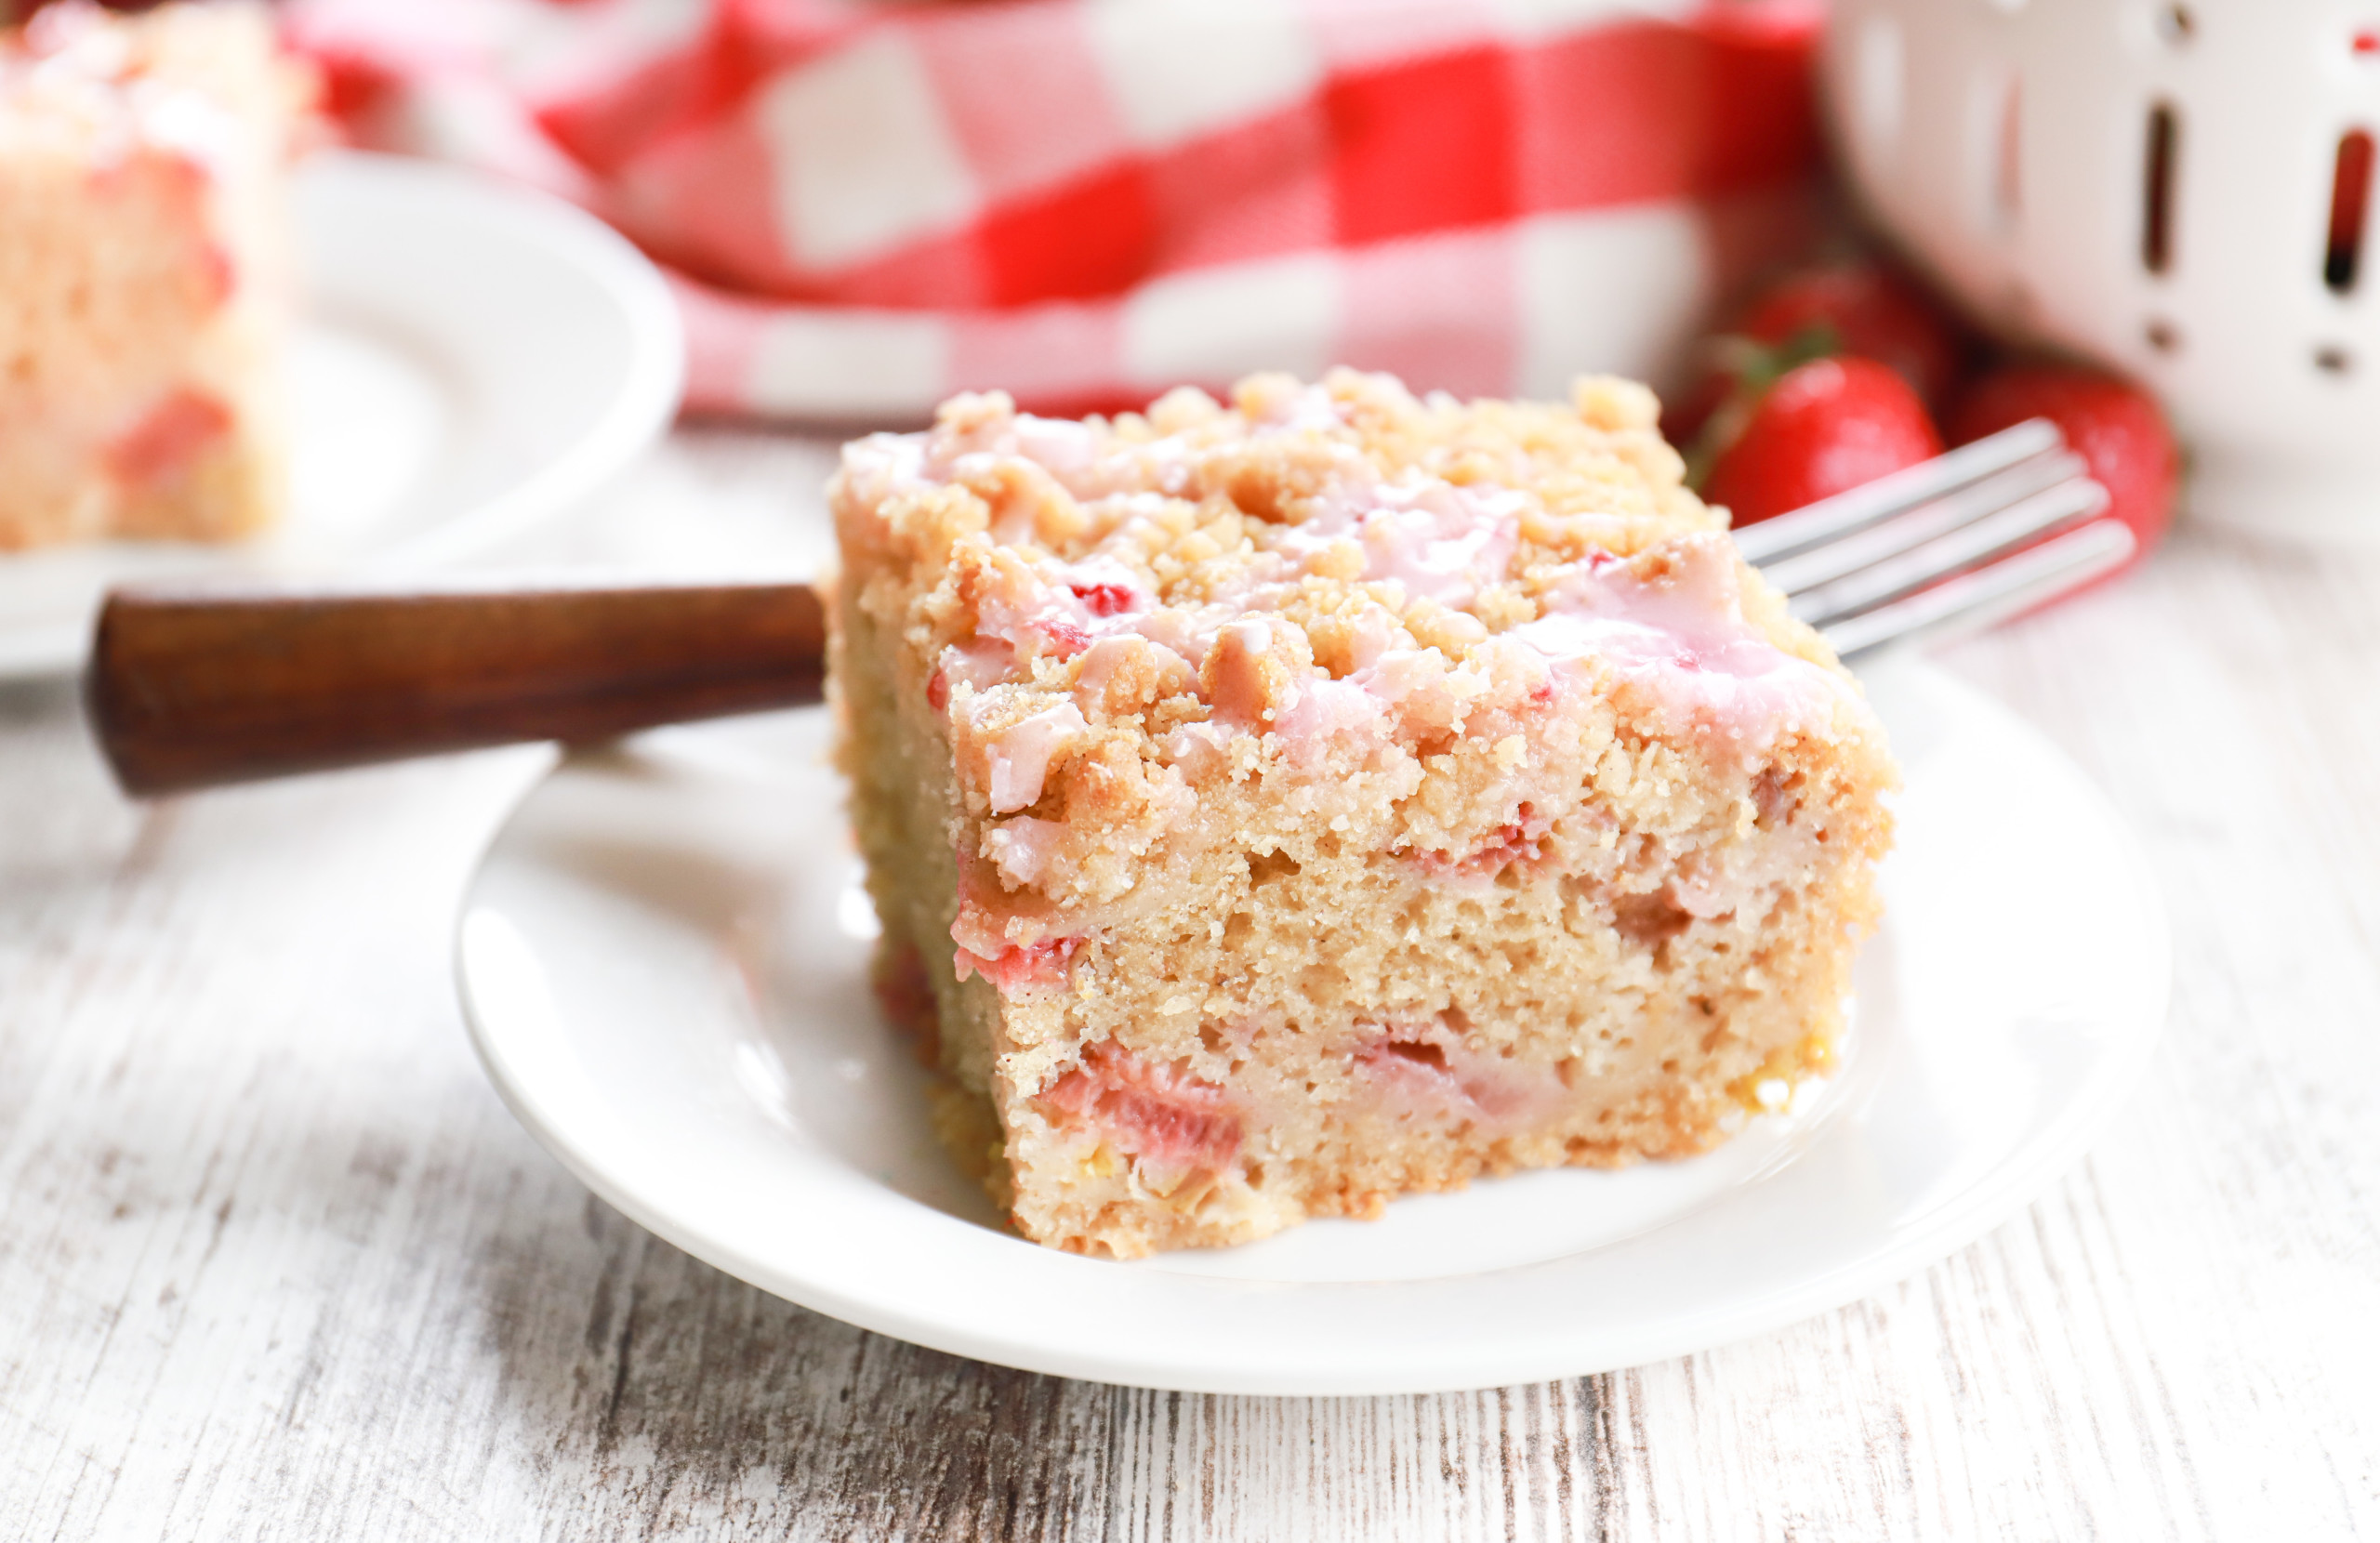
<box><xmin>1685</xmin><ymin>322</ymin><xmax>1843</xmax><ymax>490</ymax></box>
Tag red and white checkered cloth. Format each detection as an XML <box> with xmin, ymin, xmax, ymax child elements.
<box><xmin>286</xmin><ymin>0</ymin><xmax>1827</xmax><ymax>421</ymax></box>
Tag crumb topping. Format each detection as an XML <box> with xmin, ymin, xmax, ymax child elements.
<box><xmin>832</xmin><ymin>368</ymin><xmax>1883</xmax><ymax>957</ymax></box>
<box><xmin>0</xmin><ymin>3</ymin><xmax>277</xmax><ymax>170</ymax></box>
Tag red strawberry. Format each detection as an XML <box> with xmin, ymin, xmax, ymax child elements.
<box><xmin>1734</xmin><ymin>263</ymin><xmax>1968</xmax><ymax>408</ymax></box>
<box><xmin>1703</xmin><ymin>357</ymin><xmax>1943</xmax><ymax>528</ymax></box>
<box><xmin>1948</xmin><ymin>363</ymin><xmax>2179</xmax><ymax>560</ymax></box>
<box><xmin>1668</xmin><ymin>260</ymin><xmax>1968</xmax><ymax>450</ymax></box>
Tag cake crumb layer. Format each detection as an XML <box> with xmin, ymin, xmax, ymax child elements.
<box><xmin>829</xmin><ymin>369</ymin><xmax>1896</xmax><ymax>1258</ymax></box>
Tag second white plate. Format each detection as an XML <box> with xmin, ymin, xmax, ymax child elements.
<box><xmin>0</xmin><ymin>150</ymin><xmax>683</xmax><ymax>677</ymax></box>
<box><xmin>457</xmin><ymin>657</ymin><xmax>2169</xmax><ymax>1395</ymax></box>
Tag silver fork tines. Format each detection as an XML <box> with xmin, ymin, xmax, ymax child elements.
<box><xmin>1814</xmin><ymin>520</ymin><xmax>2137</xmax><ymax>660</ymax></box>
<box><xmin>1790</xmin><ymin>474</ymin><xmax>2110</xmax><ymax>628</ymax></box>
<box><xmin>1729</xmin><ymin>417</ymin><xmax>2065</xmax><ymax>567</ymax></box>
<box><xmin>1727</xmin><ymin>417</ymin><xmax>2129</xmax><ymax>663</ymax></box>
<box><xmin>1759</xmin><ymin>449</ymin><xmax>2087</xmax><ymax>598</ymax></box>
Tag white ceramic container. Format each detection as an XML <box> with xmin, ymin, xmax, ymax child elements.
<box><xmin>1823</xmin><ymin>1</ymin><xmax>2380</xmax><ymax>545</ymax></box>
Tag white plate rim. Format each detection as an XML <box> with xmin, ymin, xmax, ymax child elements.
<box><xmin>455</xmin><ymin>658</ymin><xmax>2172</xmax><ymax>1395</ymax></box>
<box><xmin>328</xmin><ymin>152</ymin><xmax>685</xmax><ymax>573</ymax></box>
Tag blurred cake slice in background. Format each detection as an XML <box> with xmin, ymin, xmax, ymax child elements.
<box><xmin>0</xmin><ymin>1</ymin><xmax>311</xmax><ymax>551</ymax></box>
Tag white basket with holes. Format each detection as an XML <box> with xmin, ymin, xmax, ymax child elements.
<box><xmin>1821</xmin><ymin>1</ymin><xmax>2380</xmax><ymax>545</ymax></box>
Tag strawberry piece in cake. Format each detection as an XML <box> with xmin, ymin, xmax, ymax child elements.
<box><xmin>0</xmin><ymin>2</ymin><xmax>310</xmax><ymax>550</ymax></box>
<box><xmin>828</xmin><ymin>369</ymin><xmax>1897</xmax><ymax>1259</ymax></box>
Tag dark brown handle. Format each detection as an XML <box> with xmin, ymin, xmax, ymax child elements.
<box><xmin>88</xmin><ymin>578</ymin><xmax>826</xmax><ymax>796</ymax></box>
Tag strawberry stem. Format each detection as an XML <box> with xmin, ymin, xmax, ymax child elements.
<box><xmin>1684</xmin><ymin>322</ymin><xmax>1842</xmax><ymax>490</ymax></box>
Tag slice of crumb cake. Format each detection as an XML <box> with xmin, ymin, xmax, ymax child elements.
<box><xmin>0</xmin><ymin>2</ymin><xmax>308</xmax><ymax>550</ymax></box>
<box><xmin>828</xmin><ymin>370</ymin><xmax>1896</xmax><ymax>1259</ymax></box>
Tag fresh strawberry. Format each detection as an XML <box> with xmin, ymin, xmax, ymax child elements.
<box><xmin>1948</xmin><ymin>363</ymin><xmax>2179</xmax><ymax>560</ymax></box>
<box><xmin>1702</xmin><ymin>357</ymin><xmax>1943</xmax><ymax>528</ymax></box>
<box><xmin>1733</xmin><ymin>262</ymin><xmax>1968</xmax><ymax>408</ymax></box>
<box><xmin>1669</xmin><ymin>259</ymin><xmax>1968</xmax><ymax>452</ymax></box>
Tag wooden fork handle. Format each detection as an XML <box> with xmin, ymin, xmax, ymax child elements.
<box><xmin>88</xmin><ymin>579</ymin><xmax>827</xmax><ymax>797</ymax></box>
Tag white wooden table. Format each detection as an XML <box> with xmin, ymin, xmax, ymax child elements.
<box><xmin>4</xmin><ymin>428</ymin><xmax>2376</xmax><ymax>1540</ymax></box>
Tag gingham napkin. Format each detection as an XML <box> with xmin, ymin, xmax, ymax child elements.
<box><xmin>287</xmin><ymin>0</ymin><xmax>1825</xmax><ymax>421</ymax></box>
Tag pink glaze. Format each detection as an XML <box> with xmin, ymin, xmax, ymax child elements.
<box><xmin>968</xmin><ymin>557</ymin><xmax>1070</xmax><ymax>650</ymax></box>
<box><xmin>936</xmin><ymin>638</ymin><xmax>1016</xmax><ymax>700</ymax></box>
<box><xmin>1006</xmin><ymin>415</ymin><xmax>1100</xmax><ymax>477</ymax></box>
<box><xmin>1337</xmin><ymin>605</ymin><xmax>1408</xmax><ymax>673</ymax></box>
<box><xmin>919</xmin><ymin>414</ymin><xmax>1094</xmax><ymax>484</ymax></box>
<box><xmin>1291</xmin><ymin>479</ymin><xmax>1526</xmax><ymax>608</ymax></box>
<box><xmin>1510</xmin><ymin>534</ymin><xmax>1850</xmax><ymax>759</ymax></box>
<box><xmin>1266</xmin><ymin>675</ymin><xmax>1384</xmax><ymax>757</ymax></box>
<box><xmin>860</xmin><ymin>395</ymin><xmax>1849</xmax><ymax>779</ymax></box>
<box><xmin>984</xmin><ymin>701</ymin><xmax>1087</xmax><ymax>813</ymax></box>
<box><xmin>915</xmin><ymin>410</ymin><xmax>1200</xmax><ymax>504</ymax></box>
<box><xmin>1117</xmin><ymin>601</ymin><xmax>1222</xmax><ymax>672</ymax></box>
<box><xmin>983</xmin><ymin>815</ymin><xmax>1069</xmax><ymax>887</ymax></box>
<box><xmin>1038</xmin><ymin>1042</ymin><xmax>1242</xmax><ymax>1170</ymax></box>
<box><xmin>1158</xmin><ymin>720</ymin><xmax>1235</xmax><ymax>779</ymax></box>
<box><xmin>1069</xmin><ymin>634</ymin><xmax>1150</xmax><ymax>702</ymax></box>
<box><xmin>1345</xmin><ymin>646</ymin><xmax>1448</xmax><ymax>707</ymax></box>
<box><xmin>968</xmin><ymin>553</ymin><xmax>1161</xmax><ymax>668</ymax></box>
<box><xmin>1253</xmin><ymin>481</ymin><xmax>1507</xmax><ymax>606</ymax></box>
<box><xmin>1242</xmin><ymin>380</ymin><xmax>1346</xmax><ymax>432</ymax></box>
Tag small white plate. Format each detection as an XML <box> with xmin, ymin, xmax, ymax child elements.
<box><xmin>0</xmin><ymin>150</ymin><xmax>683</xmax><ymax>678</ymax></box>
<box><xmin>457</xmin><ymin>658</ymin><xmax>2169</xmax><ymax>1395</ymax></box>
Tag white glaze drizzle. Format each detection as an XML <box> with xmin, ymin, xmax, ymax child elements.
<box><xmin>862</xmin><ymin>389</ymin><xmax>1854</xmax><ymax>773</ymax></box>
<box><xmin>1509</xmin><ymin>534</ymin><xmax>1852</xmax><ymax>760</ymax></box>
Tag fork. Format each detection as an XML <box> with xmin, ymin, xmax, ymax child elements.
<box><xmin>1734</xmin><ymin>416</ymin><xmax>2130</xmax><ymax>659</ymax></box>
<box><xmin>86</xmin><ymin>418</ymin><xmax>2129</xmax><ymax>796</ymax></box>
